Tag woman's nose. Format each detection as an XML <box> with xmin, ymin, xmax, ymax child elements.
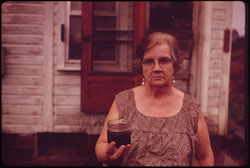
<box><xmin>152</xmin><ymin>60</ymin><xmax>162</xmax><ymax>71</ymax></box>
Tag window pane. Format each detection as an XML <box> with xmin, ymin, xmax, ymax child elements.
<box><xmin>93</xmin><ymin>16</ymin><xmax>116</xmax><ymax>29</ymax></box>
<box><xmin>69</xmin><ymin>16</ymin><xmax>82</xmax><ymax>59</ymax></box>
<box><xmin>92</xmin><ymin>42</ymin><xmax>116</xmax><ymax>61</ymax></box>
<box><xmin>69</xmin><ymin>43</ymin><xmax>82</xmax><ymax>59</ymax></box>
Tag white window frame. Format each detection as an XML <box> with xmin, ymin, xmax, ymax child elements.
<box><xmin>55</xmin><ymin>1</ymin><xmax>134</xmax><ymax>72</ymax></box>
<box><xmin>56</xmin><ymin>1</ymin><xmax>81</xmax><ymax>71</ymax></box>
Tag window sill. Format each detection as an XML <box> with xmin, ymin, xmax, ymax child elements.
<box><xmin>56</xmin><ymin>64</ymin><xmax>81</xmax><ymax>71</ymax></box>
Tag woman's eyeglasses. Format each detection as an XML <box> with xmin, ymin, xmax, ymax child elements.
<box><xmin>141</xmin><ymin>58</ymin><xmax>173</xmax><ymax>68</ymax></box>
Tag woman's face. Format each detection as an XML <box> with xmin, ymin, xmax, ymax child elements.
<box><xmin>142</xmin><ymin>43</ymin><xmax>175</xmax><ymax>88</ymax></box>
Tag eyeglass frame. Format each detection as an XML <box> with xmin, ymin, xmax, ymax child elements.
<box><xmin>141</xmin><ymin>57</ymin><xmax>174</xmax><ymax>69</ymax></box>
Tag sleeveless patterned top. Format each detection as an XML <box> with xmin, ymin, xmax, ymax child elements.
<box><xmin>115</xmin><ymin>88</ymin><xmax>200</xmax><ymax>166</ymax></box>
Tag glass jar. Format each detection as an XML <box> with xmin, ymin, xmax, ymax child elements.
<box><xmin>107</xmin><ymin>119</ymin><xmax>131</xmax><ymax>148</ymax></box>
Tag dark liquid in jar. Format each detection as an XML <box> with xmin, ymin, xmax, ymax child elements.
<box><xmin>107</xmin><ymin>130</ymin><xmax>131</xmax><ymax>148</ymax></box>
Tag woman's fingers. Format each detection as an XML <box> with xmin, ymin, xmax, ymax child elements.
<box><xmin>122</xmin><ymin>144</ymin><xmax>131</xmax><ymax>157</ymax></box>
<box><xmin>106</xmin><ymin>142</ymin><xmax>131</xmax><ymax>163</ymax></box>
<box><xmin>112</xmin><ymin>145</ymin><xmax>126</xmax><ymax>160</ymax></box>
<box><xmin>105</xmin><ymin>141</ymin><xmax>116</xmax><ymax>155</ymax></box>
<box><xmin>104</xmin><ymin>143</ymin><xmax>132</xmax><ymax>166</ymax></box>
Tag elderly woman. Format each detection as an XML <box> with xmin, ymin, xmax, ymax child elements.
<box><xmin>95</xmin><ymin>32</ymin><xmax>214</xmax><ymax>166</ymax></box>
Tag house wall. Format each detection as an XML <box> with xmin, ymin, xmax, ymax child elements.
<box><xmin>1</xmin><ymin>1</ymin><xmax>233</xmax><ymax>136</ymax></box>
<box><xmin>2</xmin><ymin>1</ymin><xmax>47</xmax><ymax>133</ymax></box>
<box><xmin>52</xmin><ymin>2</ymin><xmax>106</xmax><ymax>134</ymax></box>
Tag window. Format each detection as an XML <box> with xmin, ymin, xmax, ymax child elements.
<box><xmin>67</xmin><ymin>1</ymin><xmax>82</xmax><ymax>60</ymax></box>
<box><xmin>91</xmin><ymin>1</ymin><xmax>134</xmax><ymax>73</ymax></box>
<box><xmin>56</xmin><ymin>1</ymin><xmax>82</xmax><ymax>71</ymax></box>
<box><xmin>57</xmin><ymin>1</ymin><xmax>136</xmax><ymax>72</ymax></box>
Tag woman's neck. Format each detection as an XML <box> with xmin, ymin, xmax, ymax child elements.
<box><xmin>143</xmin><ymin>84</ymin><xmax>174</xmax><ymax>99</ymax></box>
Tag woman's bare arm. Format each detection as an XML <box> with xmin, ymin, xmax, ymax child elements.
<box><xmin>196</xmin><ymin>111</ymin><xmax>215</xmax><ymax>166</ymax></box>
<box><xmin>95</xmin><ymin>99</ymin><xmax>131</xmax><ymax>165</ymax></box>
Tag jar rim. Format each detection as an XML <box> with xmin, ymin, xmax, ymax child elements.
<box><xmin>107</xmin><ymin>119</ymin><xmax>130</xmax><ymax>131</ymax></box>
<box><xmin>108</xmin><ymin>119</ymin><xmax>127</xmax><ymax>125</ymax></box>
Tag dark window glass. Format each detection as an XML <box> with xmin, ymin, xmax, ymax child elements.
<box><xmin>150</xmin><ymin>1</ymin><xmax>192</xmax><ymax>30</ymax></box>
<box><xmin>69</xmin><ymin>16</ymin><xmax>82</xmax><ymax>59</ymax></box>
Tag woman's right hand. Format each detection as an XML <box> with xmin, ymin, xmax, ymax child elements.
<box><xmin>103</xmin><ymin>141</ymin><xmax>131</xmax><ymax>166</ymax></box>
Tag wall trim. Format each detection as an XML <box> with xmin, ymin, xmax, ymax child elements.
<box><xmin>218</xmin><ymin>2</ymin><xmax>233</xmax><ymax>135</ymax></box>
<box><xmin>43</xmin><ymin>2</ymin><xmax>54</xmax><ymax>132</ymax></box>
<box><xmin>190</xmin><ymin>1</ymin><xmax>212</xmax><ymax>117</ymax></box>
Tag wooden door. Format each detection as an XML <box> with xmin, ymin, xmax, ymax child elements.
<box><xmin>81</xmin><ymin>2</ymin><xmax>145</xmax><ymax>113</ymax></box>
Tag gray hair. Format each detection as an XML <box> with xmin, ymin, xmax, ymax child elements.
<box><xmin>136</xmin><ymin>32</ymin><xmax>182</xmax><ymax>75</ymax></box>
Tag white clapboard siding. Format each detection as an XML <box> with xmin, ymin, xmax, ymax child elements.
<box><xmin>54</xmin><ymin>75</ymin><xmax>81</xmax><ymax>86</ymax></box>
<box><xmin>3</xmin><ymin>1</ymin><xmax>45</xmax><ymax>5</ymax></box>
<box><xmin>2</xmin><ymin>125</ymin><xmax>45</xmax><ymax>134</ymax></box>
<box><xmin>5</xmin><ymin>65</ymin><xmax>43</xmax><ymax>75</ymax></box>
<box><xmin>5</xmin><ymin>65</ymin><xmax>43</xmax><ymax>76</ymax></box>
<box><xmin>54</xmin><ymin>96</ymin><xmax>80</xmax><ymax>106</ymax></box>
<box><xmin>2</xmin><ymin>115</ymin><xmax>44</xmax><ymax>125</ymax></box>
<box><xmin>5</xmin><ymin>55</ymin><xmax>43</xmax><ymax>65</ymax></box>
<box><xmin>2</xmin><ymin>35</ymin><xmax>43</xmax><ymax>45</ymax></box>
<box><xmin>2</xmin><ymin>95</ymin><xmax>43</xmax><ymax>105</ymax></box>
<box><xmin>1</xmin><ymin>1</ymin><xmax>47</xmax><ymax>134</ymax></box>
<box><xmin>54</xmin><ymin>105</ymin><xmax>81</xmax><ymax>115</ymax></box>
<box><xmin>54</xmin><ymin>115</ymin><xmax>86</xmax><ymax>125</ymax></box>
<box><xmin>2</xmin><ymin>14</ymin><xmax>44</xmax><ymax>25</ymax></box>
<box><xmin>2</xmin><ymin>25</ymin><xmax>44</xmax><ymax>35</ymax></box>
<box><xmin>2</xmin><ymin>85</ymin><xmax>43</xmax><ymax>95</ymax></box>
<box><xmin>1</xmin><ymin>3</ymin><xmax>45</xmax><ymax>14</ymax></box>
<box><xmin>54</xmin><ymin>86</ymin><xmax>80</xmax><ymax>96</ymax></box>
<box><xmin>2</xmin><ymin>45</ymin><xmax>43</xmax><ymax>55</ymax></box>
<box><xmin>2</xmin><ymin>75</ymin><xmax>43</xmax><ymax>85</ymax></box>
<box><xmin>2</xmin><ymin>105</ymin><xmax>43</xmax><ymax>115</ymax></box>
